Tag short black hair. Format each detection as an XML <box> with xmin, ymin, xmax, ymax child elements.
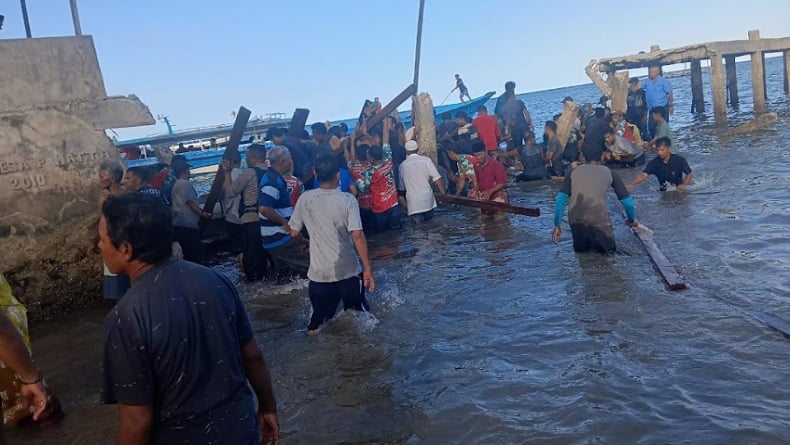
<box><xmin>544</xmin><ymin>121</ymin><xmax>557</xmax><ymax>133</ymax></box>
<box><xmin>455</xmin><ymin>111</ymin><xmax>468</xmax><ymax>120</ymax></box>
<box><xmin>594</xmin><ymin>107</ymin><xmax>606</xmax><ymax>119</ymax></box>
<box><xmin>441</xmin><ymin>111</ymin><xmax>452</xmax><ymax>121</ymax></box>
<box><xmin>127</xmin><ymin>165</ymin><xmax>152</xmax><ymax>182</ymax></box>
<box><xmin>328</xmin><ymin>125</ymin><xmax>343</xmax><ymax>138</ymax></box>
<box><xmin>505</xmin><ymin>81</ymin><xmax>516</xmax><ymax>91</ymax></box>
<box><xmin>656</xmin><ymin>137</ymin><xmax>672</xmax><ymax>149</ymax></box>
<box><xmin>311</xmin><ymin>122</ymin><xmax>327</xmax><ymax>135</ymax></box>
<box><xmin>470</xmin><ymin>140</ymin><xmax>486</xmax><ymax>154</ymax></box>
<box><xmin>314</xmin><ymin>150</ymin><xmax>340</xmax><ymax>184</ymax></box>
<box><xmin>652</xmin><ymin>106</ymin><xmax>666</xmax><ymax>116</ymax></box>
<box><xmin>267</xmin><ymin>127</ymin><xmax>285</xmax><ymax>139</ymax></box>
<box><xmin>247</xmin><ymin>143</ymin><xmax>267</xmax><ymax>161</ymax></box>
<box><xmin>604</xmin><ymin>127</ymin><xmax>615</xmax><ymax>135</ymax></box>
<box><xmin>477</xmin><ymin>105</ymin><xmax>487</xmax><ymax>113</ymax></box>
<box><xmin>300</xmin><ymin>129</ymin><xmax>310</xmax><ymax>140</ymax></box>
<box><xmin>102</xmin><ymin>194</ymin><xmax>172</xmax><ymax>265</ymax></box>
<box><xmin>339</xmin><ymin>122</ymin><xmax>349</xmax><ymax>132</ymax></box>
<box><xmin>355</xmin><ymin>143</ymin><xmax>369</xmax><ymax>161</ymax></box>
<box><xmin>368</xmin><ymin>145</ymin><xmax>384</xmax><ymax>161</ymax></box>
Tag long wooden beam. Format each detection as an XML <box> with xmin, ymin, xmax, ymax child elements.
<box><xmin>630</xmin><ymin>224</ymin><xmax>687</xmax><ymax>291</ymax></box>
<box><xmin>436</xmin><ymin>193</ymin><xmax>540</xmax><ymax>217</ymax></box>
<box><xmin>202</xmin><ymin>106</ymin><xmax>251</xmax><ymax>214</ymax></box>
<box><xmin>366</xmin><ymin>84</ymin><xmax>417</xmax><ymax>129</ymax></box>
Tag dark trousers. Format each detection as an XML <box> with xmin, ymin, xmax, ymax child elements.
<box><xmin>511</xmin><ymin>127</ymin><xmax>526</xmax><ymax>150</ymax></box>
<box><xmin>410</xmin><ymin>209</ymin><xmax>434</xmax><ymax>224</ymax></box>
<box><xmin>308</xmin><ymin>274</ymin><xmax>369</xmax><ymax>331</ymax></box>
<box><xmin>570</xmin><ymin>222</ymin><xmax>617</xmax><ymax>254</ymax></box>
<box><xmin>360</xmin><ymin>208</ymin><xmax>375</xmax><ymax>233</ymax></box>
<box><xmin>173</xmin><ymin>226</ymin><xmax>203</xmax><ymax>264</ymax></box>
<box><xmin>268</xmin><ymin>237</ymin><xmax>310</xmax><ymax>278</ymax></box>
<box><xmin>242</xmin><ymin>220</ymin><xmax>266</xmax><ymax>281</ymax></box>
<box><xmin>372</xmin><ymin>205</ymin><xmax>402</xmax><ymax>233</ymax></box>
<box><xmin>647</xmin><ymin>107</ymin><xmax>669</xmax><ymax>140</ymax></box>
<box><xmin>226</xmin><ymin>221</ymin><xmax>244</xmax><ymax>254</ymax></box>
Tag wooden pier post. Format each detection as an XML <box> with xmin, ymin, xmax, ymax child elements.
<box><xmin>690</xmin><ymin>59</ymin><xmax>705</xmax><ymax>113</ymax></box>
<box><xmin>784</xmin><ymin>50</ymin><xmax>790</xmax><ymax>94</ymax></box>
<box><xmin>724</xmin><ymin>56</ymin><xmax>739</xmax><ymax>105</ymax></box>
<box><xmin>556</xmin><ymin>100</ymin><xmax>581</xmax><ymax>147</ymax></box>
<box><xmin>710</xmin><ymin>53</ymin><xmax>727</xmax><ymax>124</ymax></box>
<box><xmin>748</xmin><ymin>30</ymin><xmax>767</xmax><ymax>113</ymax></box>
<box><xmin>607</xmin><ymin>71</ymin><xmax>629</xmax><ymax>113</ymax></box>
<box><xmin>412</xmin><ymin>93</ymin><xmax>438</xmax><ymax>165</ymax></box>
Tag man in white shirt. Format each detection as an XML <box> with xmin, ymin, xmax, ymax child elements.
<box><xmin>397</xmin><ymin>140</ymin><xmax>446</xmax><ymax>223</ymax></box>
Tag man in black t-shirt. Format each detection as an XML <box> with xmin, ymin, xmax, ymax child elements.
<box><xmin>626</xmin><ymin>77</ymin><xmax>648</xmax><ymax>137</ymax></box>
<box><xmin>98</xmin><ymin>194</ymin><xmax>280</xmax><ymax>445</ymax></box>
<box><xmin>628</xmin><ymin>137</ymin><xmax>693</xmax><ymax>191</ymax></box>
<box><xmin>580</xmin><ymin>107</ymin><xmax>609</xmax><ymax>163</ymax></box>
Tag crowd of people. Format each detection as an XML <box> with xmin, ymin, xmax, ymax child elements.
<box><xmin>0</xmin><ymin>68</ymin><xmax>700</xmax><ymax>443</ymax></box>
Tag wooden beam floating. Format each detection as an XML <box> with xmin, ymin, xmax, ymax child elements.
<box><xmin>436</xmin><ymin>193</ymin><xmax>540</xmax><ymax>217</ymax></box>
<box><xmin>630</xmin><ymin>224</ymin><xmax>687</xmax><ymax>291</ymax></box>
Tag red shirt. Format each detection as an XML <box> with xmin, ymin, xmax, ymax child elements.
<box><xmin>348</xmin><ymin>162</ymin><xmax>373</xmax><ymax>210</ymax></box>
<box><xmin>368</xmin><ymin>159</ymin><xmax>398</xmax><ymax>213</ymax></box>
<box><xmin>472</xmin><ymin>114</ymin><xmax>501</xmax><ymax>150</ymax></box>
<box><xmin>474</xmin><ymin>158</ymin><xmax>507</xmax><ymax>192</ymax></box>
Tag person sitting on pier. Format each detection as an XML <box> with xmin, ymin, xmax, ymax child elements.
<box><xmin>552</xmin><ymin>146</ymin><xmax>637</xmax><ymax>254</ymax></box>
<box><xmin>628</xmin><ymin>137</ymin><xmax>692</xmax><ymax>191</ymax></box>
<box><xmin>354</xmin><ymin>119</ymin><xmax>402</xmax><ymax>233</ymax></box>
<box><xmin>516</xmin><ymin>132</ymin><xmax>550</xmax><ymax>182</ymax></box>
<box><xmin>603</xmin><ymin>127</ymin><xmax>644</xmax><ymax>166</ymax></box>
<box><xmin>259</xmin><ymin>146</ymin><xmax>310</xmax><ymax>279</ymax></box>
<box><xmin>642</xmin><ymin>106</ymin><xmax>674</xmax><ymax>152</ymax></box>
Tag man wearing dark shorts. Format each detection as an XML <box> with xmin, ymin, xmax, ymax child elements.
<box><xmin>289</xmin><ymin>153</ymin><xmax>375</xmax><ymax>335</ymax></box>
<box><xmin>453</xmin><ymin>74</ymin><xmax>472</xmax><ymax>102</ymax></box>
<box><xmin>552</xmin><ymin>147</ymin><xmax>637</xmax><ymax>254</ymax></box>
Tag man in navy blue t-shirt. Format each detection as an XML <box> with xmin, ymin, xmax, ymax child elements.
<box><xmin>99</xmin><ymin>193</ymin><xmax>279</xmax><ymax>444</ymax></box>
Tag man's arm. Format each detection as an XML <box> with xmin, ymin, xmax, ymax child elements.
<box><xmin>628</xmin><ymin>172</ymin><xmax>650</xmax><ymax>189</ymax></box>
<box><xmin>117</xmin><ymin>404</ymin><xmax>153</xmax><ymax>445</ymax></box>
<box><xmin>351</xmin><ymin>230</ymin><xmax>375</xmax><ymax>292</ymax></box>
<box><xmin>679</xmin><ymin>170</ymin><xmax>693</xmax><ymax>190</ymax></box>
<box><xmin>241</xmin><ymin>340</ymin><xmax>280</xmax><ymax>445</ymax></box>
<box><xmin>611</xmin><ymin>173</ymin><xmax>637</xmax><ymax>224</ymax></box>
<box><xmin>434</xmin><ymin>178</ymin><xmax>446</xmax><ymax>195</ymax></box>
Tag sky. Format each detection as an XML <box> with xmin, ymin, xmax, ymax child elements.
<box><xmin>3</xmin><ymin>0</ymin><xmax>790</xmax><ymax>140</ymax></box>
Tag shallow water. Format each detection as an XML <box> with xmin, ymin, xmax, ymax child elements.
<box><xmin>6</xmin><ymin>59</ymin><xmax>790</xmax><ymax>444</ymax></box>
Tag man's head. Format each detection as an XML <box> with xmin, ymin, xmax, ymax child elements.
<box><xmin>98</xmin><ymin>160</ymin><xmax>124</xmax><ymax>190</ymax></box>
<box><xmin>628</xmin><ymin>77</ymin><xmax>640</xmax><ymax>91</ymax></box>
<box><xmin>173</xmin><ymin>162</ymin><xmax>191</xmax><ymax>180</ymax></box>
<box><xmin>603</xmin><ymin>127</ymin><xmax>616</xmax><ymax>145</ymax></box>
<box><xmin>505</xmin><ymin>81</ymin><xmax>516</xmax><ymax>92</ymax></box>
<box><xmin>544</xmin><ymin>121</ymin><xmax>557</xmax><ymax>136</ymax></box>
<box><xmin>314</xmin><ymin>150</ymin><xmax>340</xmax><ymax>187</ymax></box>
<box><xmin>525</xmin><ymin>131</ymin><xmax>536</xmax><ymax>145</ymax></box>
<box><xmin>652</xmin><ymin>106</ymin><xmax>666</xmax><ymax>122</ymax></box>
<box><xmin>648</xmin><ymin>65</ymin><xmax>661</xmax><ymax>80</ymax></box>
<box><xmin>367</xmin><ymin>145</ymin><xmax>384</xmax><ymax>163</ymax></box>
<box><xmin>599</xmin><ymin>95</ymin><xmax>609</xmax><ymax>107</ymax></box>
<box><xmin>267</xmin><ymin>146</ymin><xmax>293</xmax><ymax>174</ymax></box>
<box><xmin>246</xmin><ymin>143</ymin><xmax>267</xmax><ymax>166</ymax></box>
<box><xmin>311</xmin><ymin>122</ymin><xmax>328</xmax><ymax>142</ymax></box>
<box><xmin>122</xmin><ymin>166</ymin><xmax>149</xmax><ymax>192</ymax></box>
<box><xmin>582</xmin><ymin>146</ymin><xmax>604</xmax><ymax>164</ymax></box>
<box><xmin>656</xmin><ymin>137</ymin><xmax>672</xmax><ymax>160</ymax></box>
<box><xmin>267</xmin><ymin>127</ymin><xmax>285</xmax><ymax>145</ymax></box>
<box><xmin>339</xmin><ymin>122</ymin><xmax>349</xmax><ymax>137</ymax></box>
<box><xmin>594</xmin><ymin>107</ymin><xmax>606</xmax><ymax>120</ymax></box>
<box><xmin>441</xmin><ymin>111</ymin><xmax>452</xmax><ymax>122</ymax></box>
<box><xmin>405</xmin><ymin>140</ymin><xmax>419</xmax><ymax>154</ymax></box>
<box><xmin>456</xmin><ymin>111</ymin><xmax>468</xmax><ymax>125</ymax></box>
<box><xmin>477</xmin><ymin>106</ymin><xmax>488</xmax><ymax>116</ymax></box>
<box><xmin>455</xmin><ymin>74</ymin><xmax>460</xmax><ymax>80</ymax></box>
<box><xmin>355</xmin><ymin>143</ymin><xmax>370</xmax><ymax>162</ymax></box>
<box><xmin>611</xmin><ymin>110</ymin><xmax>623</xmax><ymax>124</ymax></box>
<box><xmin>99</xmin><ymin>193</ymin><xmax>173</xmax><ymax>275</ymax></box>
<box><xmin>562</xmin><ymin>96</ymin><xmax>574</xmax><ymax>105</ymax></box>
<box><xmin>472</xmin><ymin>140</ymin><xmax>488</xmax><ymax>164</ymax></box>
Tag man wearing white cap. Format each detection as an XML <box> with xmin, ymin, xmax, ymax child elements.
<box><xmin>397</xmin><ymin>139</ymin><xmax>445</xmax><ymax>222</ymax></box>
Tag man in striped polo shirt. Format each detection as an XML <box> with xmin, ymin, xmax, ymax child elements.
<box><xmin>258</xmin><ymin>146</ymin><xmax>309</xmax><ymax>279</ymax></box>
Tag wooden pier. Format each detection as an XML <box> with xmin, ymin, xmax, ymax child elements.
<box><xmin>586</xmin><ymin>30</ymin><xmax>790</xmax><ymax>124</ymax></box>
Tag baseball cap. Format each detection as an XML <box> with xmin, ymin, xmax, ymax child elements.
<box><xmin>405</xmin><ymin>140</ymin><xmax>419</xmax><ymax>151</ymax></box>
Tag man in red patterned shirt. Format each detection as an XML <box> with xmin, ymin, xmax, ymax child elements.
<box><xmin>470</xmin><ymin>140</ymin><xmax>508</xmax><ymax>206</ymax></box>
<box><xmin>353</xmin><ymin>119</ymin><xmax>402</xmax><ymax>233</ymax></box>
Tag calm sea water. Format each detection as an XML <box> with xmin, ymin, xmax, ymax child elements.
<box><xmin>8</xmin><ymin>58</ymin><xmax>790</xmax><ymax>444</ymax></box>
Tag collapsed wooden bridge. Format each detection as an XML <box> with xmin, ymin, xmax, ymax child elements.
<box><xmin>586</xmin><ymin>30</ymin><xmax>790</xmax><ymax>124</ymax></box>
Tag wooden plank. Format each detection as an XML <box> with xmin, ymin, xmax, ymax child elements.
<box><xmin>287</xmin><ymin>108</ymin><xmax>310</xmax><ymax>138</ymax></box>
<box><xmin>631</xmin><ymin>224</ymin><xmax>687</xmax><ymax>290</ymax></box>
<box><xmin>436</xmin><ymin>193</ymin><xmax>540</xmax><ymax>217</ymax></box>
<box><xmin>366</xmin><ymin>84</ymin><xmax>417</xmax><ymax>129</ymax></box>
<box><xmin>202</xmin><ymin>106</ymin><xmax>251</xmax><ymax>214</ymax></box>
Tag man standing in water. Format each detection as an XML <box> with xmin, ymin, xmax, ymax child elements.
<box><xmin>471</xmin><ymin>140</ymin><xmax>508</xmax><ymax>204</ymax></box>
<box><xmin>398</xmin><ymin>140</ymin><xmax>445</xmax><ymax>223</ymax></box>
<box><xmin>170</xmin><ymin>161</ymin><xmax>211</xmax><ymax>263</ymax></box>
<box><xmin>643</xmin><ymin>65</ymin><xmax>674</xmax><ymax>138</ymax></box>
<box><xmin>628</xmin><ymin>137</ymin><xmax>693</xmax><ymax>191</ymax></box>
<box><xmin>452</xmin><ymin>74</ymin><xmax>472</xmax><ymax>103</ymax></box>
<box><xmin>288</xmin><ymin>153</ymin><xmax>375</xmax><ymax>335</ymax></box>
<box><xmin>552</xmin><ymin>147</ymin><xmax>637</xmax><ymax>254</ymax></box>
<box><xmin>99</xmin><ymin>194</ymin><xmax>279</xmax><ymax>444</ymax></box>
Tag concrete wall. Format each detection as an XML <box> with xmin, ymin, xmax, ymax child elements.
<box><xmin>0</xmin><ymin>36</ymin><xmax>154</xmax><ymax>319</ymax></box>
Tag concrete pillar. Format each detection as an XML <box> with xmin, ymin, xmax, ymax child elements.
<box><xmin>607</xmin><ymin>71</ymin><xmax>629</xmax><ymax>113</ymax></box>
<box><xmin>748</xmin><ymin>30</ymin><xmax>766</xmax><ymax>113</ymax></box>
<box><xmin>784</xmin><ymin>50</ymin><xmax>790</xmax><ymax>94</ymax></box>
<box><xmin>690</xmin><ymin>60</ymin><xmax>705</xmax><ymax>113</ymax></box>
<box><xmin>412</xmin><ymin>93</ymin><xmax>437</xmax><ymax>165</ymax></box>
<box><xmin>725</xmin><ymin>56</ymin><xmax>739</xmax><ymax>105</ymax></box>
<box><xmin>710</xmin><ymin>54</ymin><xmax>727</xmax><ymax>124</ymax></box>
<box><xmin>556</xmin><ymin>101</ymin><xmax>581</xmax><ymax>148</ymax></box>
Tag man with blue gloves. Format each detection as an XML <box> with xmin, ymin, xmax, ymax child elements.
<box><xmin>551</xmin><ymin>147</ymin><xmax>637</xmax><ymax>254</ymax></box>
